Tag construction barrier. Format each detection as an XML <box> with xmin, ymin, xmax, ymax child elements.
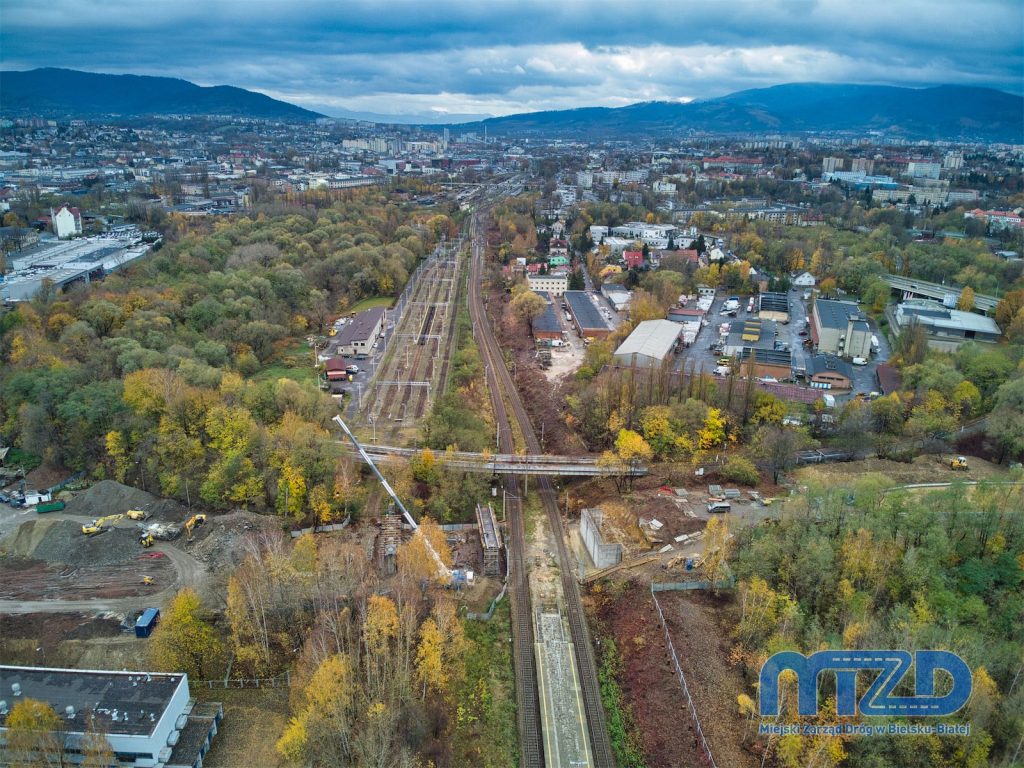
<box><xmin>193</xmin><ymin>672</ymin><xmax>291</xmax><ymax>689</ymax></box>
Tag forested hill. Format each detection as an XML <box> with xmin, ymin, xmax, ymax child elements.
<box><xmin>0</xmin><ymin>68</ymin><xmax>323</xmax><ymax>121</ymax></box>
<box><xmin>453</xmin><ymin>83</ymin><xmax>1024</xmax><ymax>142</ymax></box>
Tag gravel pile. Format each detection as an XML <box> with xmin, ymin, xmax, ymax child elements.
<box><xmin>64</xmin><ymin>480</ymin><xmax>189</xmax><ymax>523</ymax></box>
<box><xmin>190</xmin><ymin>510</ymin><xmax>284</xmax><ymax>571</ymax></box>
<box><xmin>31</xmin><ymin>520</ymin><xmax>145</xmax><ymax>567</ymax></box>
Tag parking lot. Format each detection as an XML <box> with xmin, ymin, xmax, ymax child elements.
<box><xmin>673</xmin><ymin>288</ymin><xmax>890</xmax><ymax>400</ymax></box>
<box><xmin>320</xmin><ymin>313</ymin><xmax>394</xmax><ymax>418</ymax></box>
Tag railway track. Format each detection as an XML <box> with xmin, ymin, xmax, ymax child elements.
<box><xmin>468</xmin><ymin>215</ymin><xmax>544</xmax><ymax>768</ymax></box>
<box><xmin>470</xmin><ymin>206</ymin><xmax>614</xmax><ymax>767</ymax></box>
<box><xmin>369</xmin><ymin>248</ymin><xmax>459</xmax><ymax>435</ymax></box>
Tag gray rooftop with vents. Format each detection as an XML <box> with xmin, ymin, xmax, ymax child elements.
<box><xmin>814</xmin><ymin>298</ymin><xmax>864</xmax><ymax>329</ymax></box>
<box><xmin>0</xmin><ymin>666</ymin><xmax>184</xmax><ymax>737</ymax></box>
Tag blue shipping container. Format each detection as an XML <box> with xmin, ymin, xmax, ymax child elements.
<box><xmin>135</xmin><ymin>607</ymin><xmax>160</xmax><ymax>638</ymax></box>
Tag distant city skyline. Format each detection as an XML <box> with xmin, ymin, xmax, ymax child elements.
<box><xmin>2</xmin><ymin>0</ymin><xmax>1022</xmax><ymax>122</ymax></box>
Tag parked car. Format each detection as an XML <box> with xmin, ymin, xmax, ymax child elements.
<box><xmin>851</xmin><ymin>357</ymin><xmax>868</xmax><ymax>365</ymax></box>
<box><xmin>758</xmin><ymin>376</ymin><xmax>779</xmax><ymax>384</ymax></box>
<box><xmin>346</xmin><ymin>364</ymin><xmax>360</xmax><ymax>375</ymax></box>
<box><xmin>707</xmin><ymin>501</ymin><xmax>732</xmax><ymax>513</ymax></box>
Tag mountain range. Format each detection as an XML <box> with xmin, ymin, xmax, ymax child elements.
<box><xmin>1</xmin><ymin>68</ymin><xmax>1021</xmax><ymax>142</ymax></box>
<box><xmin>0</xmin><ymin>68</ymin><xmax>323</xmax><ymax>121</ymax></box>
<box><xmin>450</xmin><ymin>84</ymin><xmax>1024</xmax><ymax>142</ymax></box>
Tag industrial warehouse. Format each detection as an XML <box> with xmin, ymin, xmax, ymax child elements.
<box><xmin>0</xmin><ymin>665</ymin><xmax>222</xmax><ymax>768</ymax></box>
<box><xmin>613</xmin><ymin>320</ymin><xmax>682</xmax><ymax>368</ymax></box>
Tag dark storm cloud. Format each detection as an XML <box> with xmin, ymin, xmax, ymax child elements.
<box><xmin>2</xmin><ymin>0</ymin><xmax>1021</xmax><ymax>117</ymax></box>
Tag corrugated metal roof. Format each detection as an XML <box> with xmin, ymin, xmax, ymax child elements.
<box><xmin>614</xmin><ymin>320</ymin><xmax>681</xmax><ymax>361</ymax></box>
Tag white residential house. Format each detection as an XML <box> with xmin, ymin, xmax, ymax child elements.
<box><xmin>51</xmin><ymin>204</ymin><xmax>82</xmax><ymax>239</ymax></box>
<box><xmin>793</xmin><ymin>271</ymin><xmax>816</xmax><ymax>287</ymax></box>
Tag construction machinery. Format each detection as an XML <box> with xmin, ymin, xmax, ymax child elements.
<box><xmin>183</xmin><ymin>514</ymin><xmax>207</xmax><ymax>542</ymax></box>
<box><xmin>126</xmin><ymin>509</ymin><xmax>148</xmax><ymax>521</ymax></box>
<box><xmin>139</xmin><ymin>532</ymin><xmax>155</xmax><ymax>548</ymax></box>
<box><xmin>950</xmin><ymin>456</ymin><xmax>969</xmax><ymax>471</ymax></box>
<box><xmin>141</xmin><ymin>575</ymin><xmax>154</xmax><ymax>586</ymax></box>
<box><xmin>332</xmin><ymin>415</ymin><xmax>456</xmax><ymax>585</ymax></box>
<box><xmin>82</xmin><ymin>513</ymin><xmax>126</xmax><ymax>535</ymax></box>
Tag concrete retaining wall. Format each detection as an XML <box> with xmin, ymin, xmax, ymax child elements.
<box><xmin>580</xmin><ymin>508</ymin><xmax>622</xmax><ymax>569</ymax></box>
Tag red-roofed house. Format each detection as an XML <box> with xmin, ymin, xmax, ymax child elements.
<box><xmin>51</xmin><ymin>204</ymin><xmax>82</xmax><ymax>239</ymax></box>
<box><xmin>679</xmin><ymin>249</ymin><xmax>700</xmax><ymax>264</ymax></box>
<box><xmin>623</xmin><ymin>250</ymin><xmax>644</xmax><ymax>269</ymax></box>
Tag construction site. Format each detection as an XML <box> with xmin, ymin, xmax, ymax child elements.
<box><xmin>0</xmin><ymin>481</ymin><xmax>286</xmax><ymax>614</ymax></box>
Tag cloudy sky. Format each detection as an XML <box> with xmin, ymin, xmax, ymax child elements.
<box><xmin>2</xmin><ymin>0</ymin><xmax>1022</xmax><ymax>121</ymax></box>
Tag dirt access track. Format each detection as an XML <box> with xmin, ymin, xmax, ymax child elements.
<box><xmin>0</xmin><ymin>481</ymin><xmax>278</xmax><ymax>615</ymax></box>
<box><xmin>588</xmin><ymin>581</ymin><xmax>759</xmax><ymax>768</ymax></box>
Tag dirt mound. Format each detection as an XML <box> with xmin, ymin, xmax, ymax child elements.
<box><xmin>31</xmin><ymin>520</ymin><xmax>146</xmax><ymax>567</ymax></box>
<box><xmin>189</xmin><ymin>510</ymin><xmax>284</xmax><ymax>571</ymax></box>
<box><xmin>0</xmin><ymin>519</ymin><xmax>58</xmax><ymax>558</ymax></box>
<box><xmin>65</xmin><ymin>480</ymin><xmax>189</xmax><ymax>523</ymax></box>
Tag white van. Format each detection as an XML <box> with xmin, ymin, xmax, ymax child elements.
<box><xmin>852</xmin><ymin>357</ymin><xmax>868</xmax><ymax>366</ymax></box>
<box><xmin>707</xmin><ymin>501</ymin><xmax>731</xmax><ymax>513</ymax></box>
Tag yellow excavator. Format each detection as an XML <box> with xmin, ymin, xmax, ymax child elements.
<box><xmin>139</xmin><ymin>532</ymin><xmax>155</xmax><ymax>548</ymax></box>
<box><xmin>82</xmin><ymin>513</ymin><xmax>124</xmax><ymax>535</ymax></box>
<box><xmin>184</xmin><ymin>514</ymin><xmax>207</xmax><ymax>542</ymax></box>
<box><xmin>82</xmin><ymin>509</ymin><xmax>149</xmax><ymax>535</ymax></box>
<box><xmin>950</xmin><ymin>456</ymin><xmax>969</xmax><ymax>471</ymax></box>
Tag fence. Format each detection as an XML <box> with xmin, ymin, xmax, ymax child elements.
<box><xmin>193</xmin><ymin>672</ymin><xmax>291</xmax><ymax>690</ymax></box>
<box><xmin>289</xmin><ymin>517</ymin><xmax>351</xmax><ymax>538</ymax></box>
<box><xmin>47</xmin><ymin>471</ymin><xmax>86</xmax><ymax>494</ymax></box>
<box><xmin>650</xmin><ymin>585</ymin><xmax>718</xmax><ymax>768</ymax></box>
<box><xmin>652</xmin><ymin>577</ymin><xmax>735</xmax><ymax>593</ymax></box>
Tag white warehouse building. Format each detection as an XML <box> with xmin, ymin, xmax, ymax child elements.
<box><xmin>0</xmin><ymin>665</ymin><xmax>222</xmax><ymax>768</ymax></box>
<box><xmin>613</xmin><ymin>320</ymin><xmax>681</xmax><ymax>368</ymax></box>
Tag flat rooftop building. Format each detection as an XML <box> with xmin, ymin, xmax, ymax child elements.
<box><xmin>812</xmin><ymin>298</ymin><xmax>872</xmax><ymax>359</ymax></box>
<box><xmin>724</xmin><ymin>318</ymin><xmax>777</xmax><ymax>355</ymax></box>
<box><xmin>564</xmin><ymin>290</ymin><xmax>611</xmax><ymax>339</ymax></box>
<box><xmin>757</xmin><ymin>291</ymin><xmax>790</xmax><ymax>322</ymax></box>
<box><xmin>0</xmin><ymin>665</ymin><xmax>222</xmax><ymax>768</ymax></box>
<box><xmin>893</xmin><ymin>300</ymin><xmax>1002</xmax><ymax>351</ymax></box>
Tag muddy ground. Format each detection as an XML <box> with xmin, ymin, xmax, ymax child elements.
<box><xmin>0</xmin><ymin>612</ymin><xmax>149</xmax><ymax>670</ymax></box>
<box><xmin>588</xmin><ymin>581</ymin><xmax>759</xmax><ymax>768</ymax></box>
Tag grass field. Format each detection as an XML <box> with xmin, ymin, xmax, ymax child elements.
<box><xmin>200</xmin><ymin>687</ymin><xmax>290</xmax><ymax>768</ymax></box>
<box><xmin>348</xmin><ymin>296</ymin><xmax>395</xmax><ymax>314</ymax></box>
<box><xmin>252</xmin><ymin>341</ymin><xmax>319</xmax><ymax>385</ymax></box>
